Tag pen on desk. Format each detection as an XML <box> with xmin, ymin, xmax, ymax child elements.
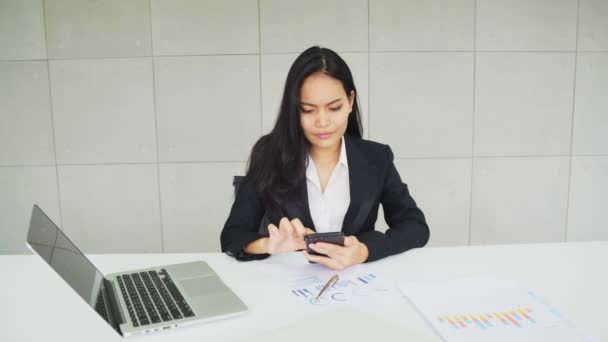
<box><xmin>315</xmin><ymin>274</ymin><xmax>340</xmax><ymax>301</ymax></box>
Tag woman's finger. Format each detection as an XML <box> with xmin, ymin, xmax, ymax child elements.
<box><xmin>279</xmin><ymin>217</ymin><xmax>295</xmax><ymax>239</ymax></box>
<box><xmin>268</xmin><ymin>224</ymin><xmax>279</xmax><ymax>239</ymax></box>
<box><xmin>312</xmin><ymin>242</ymin><xmax>358</xmax><ymax>267</ymax></box>
<box><xmin>343</xmin><ymin>235</ymin><xmax>358</xmax><ymax>247</ymax></box>
<box><xmin>310</xmin><ymin>242</ymin><xmax>344</xmax><ymax>260</ymax></box>
<box><xmin>290</xmin><ymin>218</ymin><xmax>306</xmax><ymax>238</ymax></box>
<box><xmin>303</xmin><ymin>251</ymin><xmax>344</xmax><ymax>270</ymax></box>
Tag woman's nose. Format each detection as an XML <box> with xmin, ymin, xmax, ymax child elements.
<box><xmin>316</xmin><ymin>110</ymin><xmax>330</xmax><ymax>127</ymax></box>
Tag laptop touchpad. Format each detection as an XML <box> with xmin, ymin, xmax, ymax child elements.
<box><xmin>180</xmin><ymin>277</ymin><xmax>226</xmax><ymax>297</ymax></box>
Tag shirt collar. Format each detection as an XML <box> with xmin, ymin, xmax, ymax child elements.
<box><xmin>306</xmin><ymin>136</ymin><xmax>348</xmax><ymax>185</ymax></box>
<box><xmin>338</xmin><ymin>135</ymin><xmax>348</xmax><ymax>169</ymax></box>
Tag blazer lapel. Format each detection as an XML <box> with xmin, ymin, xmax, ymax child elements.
<box><xmin>341</xmin><ymin>135</ymin><xmax>377</xmax><ymax>235</ymax></box>
<box><xmin>283</xmin><ymin>180</ymin><xmax>316</xmax><ymax>231</ymax></box>
<box><xmin>284</xmin><ymin>135</ymin><xmax>377</xmax><ymax>233</ymax></box>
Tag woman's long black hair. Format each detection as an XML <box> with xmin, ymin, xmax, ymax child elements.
<box><xmin>245</xmin><ymin>46</ymin><xmax>363</xmax><ymax>216</ymax></box>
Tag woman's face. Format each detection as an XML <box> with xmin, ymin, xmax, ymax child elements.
<box><xmin>299</xmin><ymin>71</ymin><xmax>354</xmax><ymax>151</ymax></box>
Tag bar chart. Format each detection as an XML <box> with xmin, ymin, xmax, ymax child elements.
<box><xmin>402</xmin><ymin>279</ymin><xmax>591</xmax><ymax>341</ymax></box>
<box><xmin>437</xmin><ymin>306</ymin><xmax>538</xmax><ymax>330</ymax></box>
<box><xmin>288</xmin><ymin>273</ymin><xmax>389</xmax><ymax>305</ymax></box>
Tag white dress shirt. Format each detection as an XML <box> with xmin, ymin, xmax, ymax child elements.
<box><xmin>306</xmin><ymin>136</ymin><xmax>351</xmax><ymax>233</ymax></box>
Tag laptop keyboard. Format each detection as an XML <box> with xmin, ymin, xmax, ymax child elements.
<box><xmin>116</xmin><ymin>269</ymin><xmax>195</xmax><ymax>327</ymax></box>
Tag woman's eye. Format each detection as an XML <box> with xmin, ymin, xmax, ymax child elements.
<box><xmin>330</xmin><ymin>106</ymin><xmax>342</xmax><ymax>111</ymax></box>
<box><xmin>301</xmin><ymin>108</ymin><xmax>313</xmax><ymax>113</ymax></box>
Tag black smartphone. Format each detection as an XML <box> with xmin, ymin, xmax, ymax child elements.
<box><xmin>304</xmin><ymin>232</ymin><xmax>345</xmax><ymax>257</ymax></box>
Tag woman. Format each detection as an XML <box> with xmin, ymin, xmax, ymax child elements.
<box><xmin>220</xmin><ymin>46</ymin><xmax>429</xmax><ymax>270</ymax></box>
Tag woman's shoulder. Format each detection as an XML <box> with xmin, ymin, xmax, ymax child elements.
<box><xmin>345</xmin><ymin>135</ymin><xmax>393</xmax><ymax>164</ymax></box>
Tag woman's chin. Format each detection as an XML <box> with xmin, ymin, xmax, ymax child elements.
<box><xmin>311</xmin><ymin>137</ymin><xmax>340</xmax><ymax>149</ymax></box>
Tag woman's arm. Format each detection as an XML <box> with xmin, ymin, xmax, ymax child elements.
<box><xmin>220</xmin><ymin>177</ymin><xmax>270</xmax><ymax>261</ymax></box>
<box><xmin>357</xmin><ymin>145</ymin><xmax>430</xmax><ymax>262</ymax></box>
<box><xmin>243</xmin><ymin>236</ymin><xmax>269</xmax><ymax>254</ymax></box>
<box><xmin>221</xmin><ymin>177</ymin><xmax>316</xmax><ymax>260</ymax></box>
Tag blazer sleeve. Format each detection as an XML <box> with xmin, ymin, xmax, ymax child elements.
<box><xmin>220</xmin><ymin>177</ymin><xmax>270</xmax><ymax>261</ymax></box>
<box><xmin>357</xmin><ymin>145</ymin><xmax>430</xmax><ymax>262</ymax></box>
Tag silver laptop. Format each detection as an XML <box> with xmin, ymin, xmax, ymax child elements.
<box><xmin>25</xmin><ymin>205</ymin><xmax>248</xmax><ymax>337</ymax></box>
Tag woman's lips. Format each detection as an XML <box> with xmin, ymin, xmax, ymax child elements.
<box><xmin>315</xmin><ymin>132</ymin><xmax>333</xmax><ymax>140</ymax></box>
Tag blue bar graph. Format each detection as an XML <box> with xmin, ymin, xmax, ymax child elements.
<box><xmin>289</xmin><ymin>272</ymin><xmax>384</xmax><ymax>304</ymax></box>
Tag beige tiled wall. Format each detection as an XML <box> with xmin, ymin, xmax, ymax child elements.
<box><xmin>1</xmin><ymin>0</ymin><xmax>607</xmax><ymax>254</ymax></box>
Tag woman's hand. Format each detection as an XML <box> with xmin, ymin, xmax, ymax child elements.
<box><xmin>303</xmin><ymin>235</ymin><xmax>369</xmax><ymax>270</ymax></box>
<box><xmin>264</xmin><ymin>218</ymin><xmax>314</xmax><ymax>254</ymax></box>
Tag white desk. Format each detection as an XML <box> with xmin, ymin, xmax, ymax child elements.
<box><xmin>0</xmin><ymin>241</ymin><xmax>606</xmax><ymax>341</ymax></box>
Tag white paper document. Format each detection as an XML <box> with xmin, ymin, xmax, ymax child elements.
<box><xmin>400</xmin><ymin>278</ymin><xmax>593</xmax><ymax>342</ymax></box>
<box><xmin>257</xmin><ymin>263</ymin><xmax>403</xmax><ymax>309</ymax></box>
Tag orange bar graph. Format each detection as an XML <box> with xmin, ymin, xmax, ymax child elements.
<box><xmin>437</xmin><ymin>307</ymin><xmax>537</xmax><ymax>330</ymax></box>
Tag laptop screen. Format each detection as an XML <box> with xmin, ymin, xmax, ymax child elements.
<box><xmin>26</xmin><ymin>205</ymin><xmax>116</xmax><ymax>330</ymax></box>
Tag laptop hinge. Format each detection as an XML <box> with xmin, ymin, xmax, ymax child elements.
<box><xmin>103</xmin><ymin>278</ymin><xmax>125</xmax><ymax>332</ymax></box>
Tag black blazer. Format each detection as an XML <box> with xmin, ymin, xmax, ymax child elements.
<box><xmin>220</xmin><ymin>135</ymin><xmax>429</xmax><ymax>262</ymax></box>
